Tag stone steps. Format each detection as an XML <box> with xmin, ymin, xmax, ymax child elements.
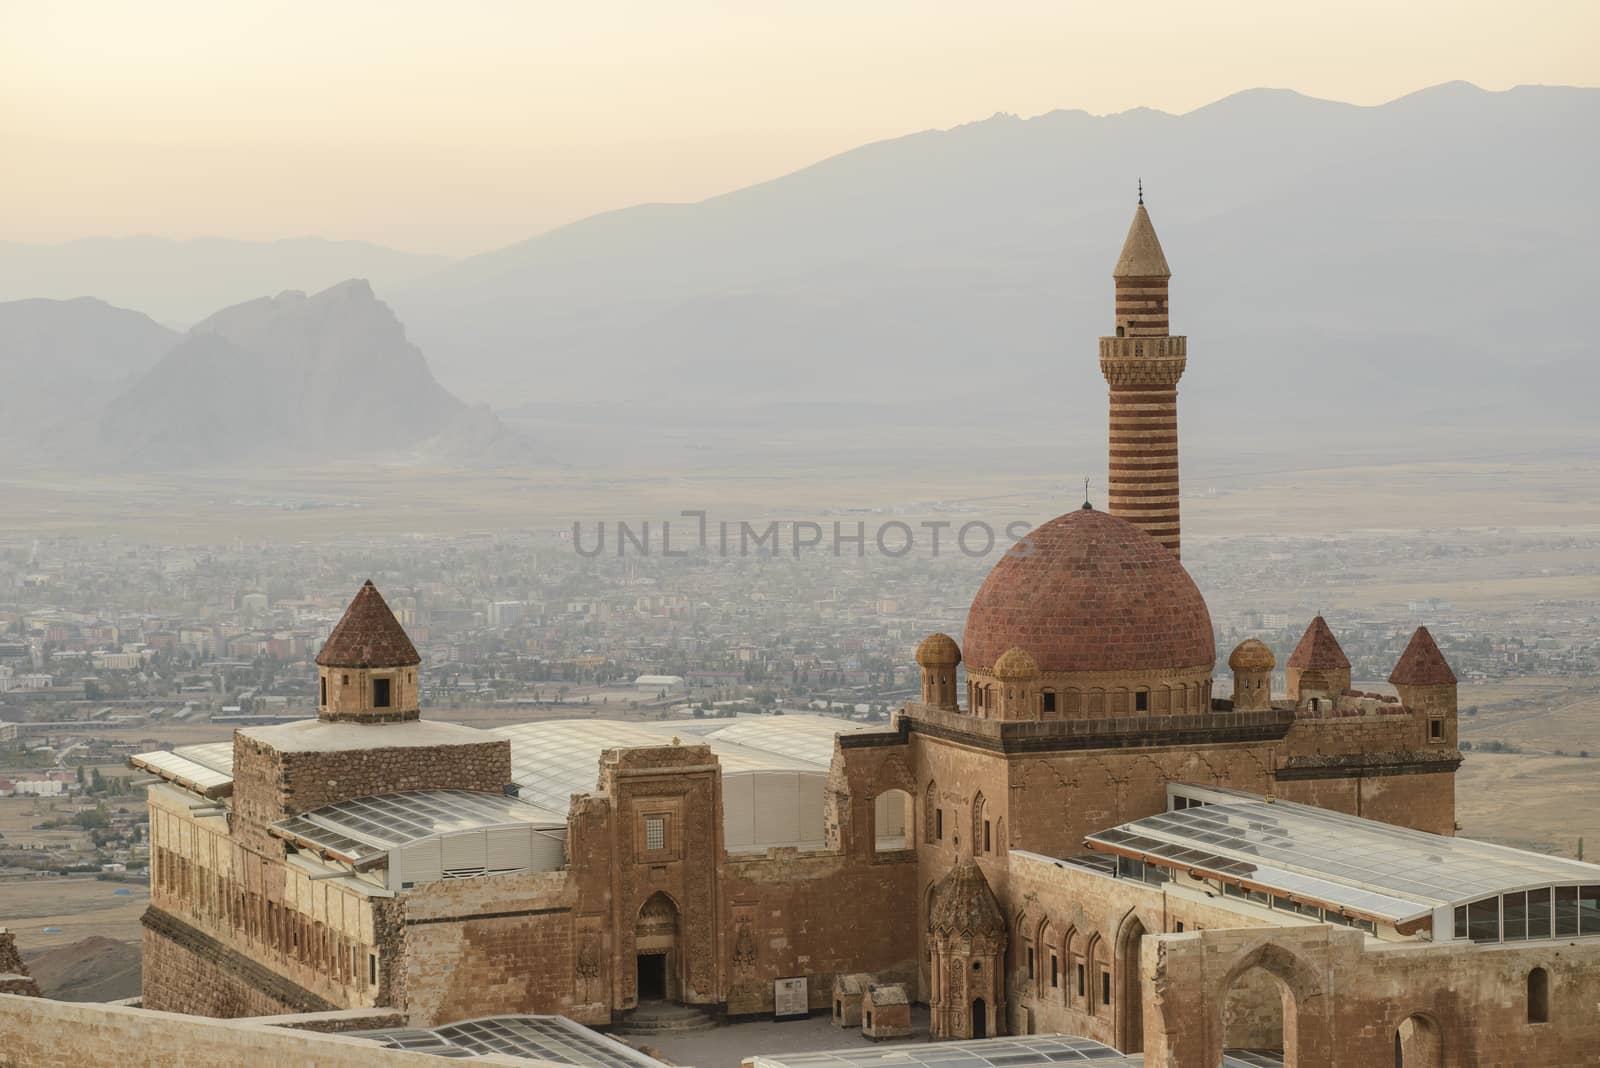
<box><xmin>611</xmin><ymin>1001</ymin><xmax>719</xmax><ymax>1034</ymax></box>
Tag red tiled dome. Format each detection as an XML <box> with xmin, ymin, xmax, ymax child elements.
<box><xmin>962</xmin><ymin>507</ymin><xmax>1214</xmax><ymax>674</ymax></box>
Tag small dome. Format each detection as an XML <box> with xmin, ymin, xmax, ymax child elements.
<box><xmin>928</xmin><ymin>861</ymin><xmax>1005</xmax><ymax>936</ymax></box>
<box><xmin>1229</xmin><ymin>638</ymin><xmax>1276</xmax><ymax>672</ymax></box>
<box><xmin>992</xmin><ymin>647</ymin><xmax>1039</xmax><ymax>680</ymax></box>
<box><xmin>916</xmin><ymin>632</ymin><xmax>962</xmax><ymax>667</ymax></box>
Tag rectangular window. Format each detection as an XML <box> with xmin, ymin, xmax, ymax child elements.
<box><xmin>1174</xmin><ymin>921</ymin><xmax>1184</xmax><ymax>933</ymax></box>
<box><xmin>1581</xmin><ymin>885</ymin><xmax>1600</xmax><ymax>934</ymax></box>
<box><xmin>1467</xmin><ymin>897</ymin><xmax>1499</xmax><ymax>943</ymax></box>
<box><xmin>1042</xmin><ymin>691</ymin><xmax>1056</xmax><ymax>714</ymax></box>
<box><xmin>1503</xmin><ymin>891</ymin><xmax>1529</xmax><ymax>942</ymax></box>
<box><xmin>369</xmin><ymin>952</ymin><xmax>378</xmax><ymax>986</ymax></box>
<box><xmin>320</xmin><ymin>676</ymin><xmax>327</xmax><ymax>706</ymax></box>
<box><xmin>1135</xmin><ymin>690</ymin><xmax>1149</xmax><ymax>712</ymax></box>
<box><xmin>1429</xmin><ymin>717</ymin><xmax>1443</xmax><ymax>740</ymax></box>
<box><xmin>1528</xmin><ymin>888</ymin><xmax>1552</xmax><ymax>939</ymax></box>
<box><xmin>1027</xmin><ymin>947</ymin><xmax>1034</xmax><ymax>979</ymax></box>
<box><xmin>936</xmin><ymin>809</ymin><xmax>943</xmax><ymax>840</ymax></box>
<box><xmin>1556</xmin><ymin>887</ymin><xmax>1580</xmax><ymax>936</ymax></box>
<box><xmin>646</xmin><ymin>815</ymin><xmax>666</xmax><ymax>851</ymax></box>
<box><xmin>984</xmin><ymin>820</ymin><xmax>992</xmax><ymax>853</ymax></box>
<box><xmin>1101</xmin><ymin>971</ymin><xmax>1111</xmax><ymax>1005</ymax></box>
<box><xmin>373</xmin><ymin>677</ymin><xmax>391</xmax><ymax>708</ymax></box>
<box><xmin>1077</xmin><ymin>963</ymin><xmax>1085</xmax><ymax>997</ymax></box>
<box><xmin>1050</xmin><ymin>955</ymin><xmax>1059</xmax><ymax>988</ymax></box>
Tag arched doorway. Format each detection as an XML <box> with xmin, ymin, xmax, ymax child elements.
<box><xmin>1394</xmin><ymin>1014</ymin><xmax>1443</xmax><ymax>1067</ymax></box>
<box><xmin>635</xmin><ymin>892</ymin><xmax>680</xmax><ymax>1003</ymax></box>
<box><xmin>972</xmin><ymin>997</ymin><xmax>987</xmax><ymax>1039</ymax></box>
<box><xmin>1116</xmin><ymin>916</ymin><xmax>1148</xmax><ymax>1052</ymax></box>
<box><xmin>1223</xmin><ymin>966</ymin><xmax>1291</xmax><ymax>1064</ymax></box>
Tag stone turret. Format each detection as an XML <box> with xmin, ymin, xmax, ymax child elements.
<box><xmin>316</xmin><ymin>580</ymin><xmax>422</xmax><ymax>723</ymax></box>
<box><xmin>1228</xmin><ymin>638</ymin><xmax>1276</xmax><ymax>712</ymax></box>
<box><xmin>1285</xmin><ymin>616</ymin><xmax>1351</xmax><ymax>708</ymax></box>
<box><xmin>1390</xmin><ymin>626</ymin><xmax>1458</xmax><ymax>748</ymax></box>
<box><xmin>928</xmin><ymin>861</ymin><xmax>1007</xmax><ymax>1039</ymax></box>
<box><xmin>992</xmin><ymin>647</ymin><xmax>1039</xmax><ymax>718</ymax></box>
<box><xmin>1100</xmin><ymin>192</ymin><xmax>1187</xmax><ymax>559</ymax></box>
<box><xmin>916</xmin><ymin>632</ymin><xmax>962</xmax><ymax>712</ymax></box>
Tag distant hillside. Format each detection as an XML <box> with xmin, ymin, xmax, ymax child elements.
<box><xmin>23</xmin><ymin>936</ymin><xmax>141</xmax><ymax>1002</ymax></box>
<box><xmin>96</xmin><ymin>279</ymin><xmax>531</xmax><ymax>468</ymax></box>
<box><xmin>0</xmin><ymin>236</ymin><xmax>451</xmax><ymax>327</ymax></box>
<box><xmin>389</xmin><ymin>82</ymin><xmax>1599</xmax><ymax>467</ymax></box>
<box><xmin>0</xmin><ymin>297</ymin><xmax>178</xmax><ymax>446</ymax></box>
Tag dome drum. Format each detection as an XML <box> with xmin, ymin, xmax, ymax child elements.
<box><xmin>966</xmin><ymin>665</ymin><xmax>1213</xmax><ymax>721</ymax></box>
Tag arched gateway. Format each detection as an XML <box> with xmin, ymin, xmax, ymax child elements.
<box><xmin>635</xmin><ymin>892</ymin><xmax>680</xmax><ymax>1003</ymax></box>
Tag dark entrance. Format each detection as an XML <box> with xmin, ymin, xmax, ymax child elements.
<box><xmin>972</xmin><ymin>997</ymin><xmax>987</xmax><ymax>1038</ymax></box>
<box><xmin>637</xmin><ymin>953</ymin><xmax>667</xmax><ymax>1001</ymax></box>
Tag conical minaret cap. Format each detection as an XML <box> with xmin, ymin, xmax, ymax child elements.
<box><xmin>1113</xmin><ymin>202</ymin><xmax>1172</xmax><ymax>279</ymax></box>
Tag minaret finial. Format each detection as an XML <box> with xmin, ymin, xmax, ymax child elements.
<box><xmin>1137</xmin><ymin>178</ymin><xmax>1143</xmax><ymax>205</ymax></box>
<box><xmin>1082</xmin><ymin>477</ymin><xmax>1092</xmax><ymax>510</ymax></box>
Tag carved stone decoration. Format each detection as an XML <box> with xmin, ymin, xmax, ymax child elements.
<box><xmin>576</xmin><ymin>936</ymin><xmax>602</xmax><ymax>979</ymax></box>
<box><xmin>732</xmin><ymin>920</ymin><xmax>757</xmax><ymax>968</ymax></box>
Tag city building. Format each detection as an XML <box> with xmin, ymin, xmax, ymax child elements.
<box><xmin>127</xmin><ymin>201</ymin><xmax>1600</xmax><ymax>1066</ymax></box>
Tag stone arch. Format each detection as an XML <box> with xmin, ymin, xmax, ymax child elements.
<box><xmin>972</xmin><ymin>791</ymin><xmax>989</xmax><ymax>854</ymax></box>
<box><xmin>1115</xmin><ymin>911</ymin><xmax>1149</xmax><ymax>1052</ymax></box>
<box><xmin>1061</xmin><ymin>925</ymin><xmax>1079</xmax><ymax>1005</ymax></box>
<box><xmin>634</xmin><ymin>890</ymin><xmax>682</xmax><ymax>1004</ymax></box>
<box><xmin>1037</xmin><ymin>918</ymin><xmax>1058</xmax><ymax>996</ymax></box>
<box><xmin>1216</xmin><ymin>942</ymin><xmax>1326</xmax><ymax>1068</ymax></box>
<box><xmin>873</xmin><ymin>788</ymin><xmax>914</xmax><ymax>852</ymax></box>
<box><xmin>1084</xmin><ymin>932</ymin><xmax>1106</xmax><ymax>1017</ymax></box>
<box><xmin>1394</xmin><ymin>1012</ymin><xmax>1444</xmax><ymax>1067</ymax></box>
<box><xmin>1013</xmin><ymin>910</ymin><xmax>1033</xmax><ymax>991</ymax></box>
<box><xmin>1528</xmin><ymin>966</ymin><xmax>1550</xmax><ymax>1023</ymax></box>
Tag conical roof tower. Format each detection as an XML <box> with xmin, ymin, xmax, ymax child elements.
<box><xmin>316</xmin><ymin>580</ymin><xmax>421</xmax><ymax>722</ymax></box>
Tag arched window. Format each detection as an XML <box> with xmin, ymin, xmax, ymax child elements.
<box><xmin>972</xmin><ymin>791</ymin><xmax>988</xmax><ymax>853</ymax></box>
<box><xmin>874</xmin><ymin>789</ymin><xmax>914</xmax><ymax>852</ymax></box>
<box><xmin>924</xmin><ymin>780</ymin><xmax>939</xmax><ymax>844</ymax></box>
<box><xmin>1529</xmin><ymin>967</ymin><xmax>1549</xmax><ymax>1023</ymax></box>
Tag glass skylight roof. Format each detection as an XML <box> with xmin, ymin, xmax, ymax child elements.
<box><xmin>173</xmin><ymin>741</ymin><xmax>234</xmax><ymax>775</ymax></box>
<box><xmin>352</xmin><ymin>1014</ymin><xmax>667</xmax><ymax>1066</ymax></box>
<box><xmin>130</xmin><ymin>747</ymin><xmax>234</xmax><ymax>797</ymax></box>
<box><xmin>744</xmin><ymin>1034</ymin><xmax>1282</xmax><ymax>1068</ymax></box>
<box><xmin>270</xmin><ymin>789</ymin><xmax>565</xmax><ymax>866</ymax></box>
<box><xmin>1086</xmin><ymin>795</ymin><xmax>1600</xmax><ymax>924</ymax></box>
<box><xmin>704</xmin><ymin>714</ymin><xmax>876</xmax><ymax>767</ymax></box>
<box><xmin>491</xmin><ymin>718</ymin><xmax>828</xmax><ymax>812</ymax></box>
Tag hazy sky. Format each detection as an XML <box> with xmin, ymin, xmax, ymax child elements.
<box><xmin>5</xmin><ymin>1</ymin><xmax>1595</xmax><ymax>255</ymax></box>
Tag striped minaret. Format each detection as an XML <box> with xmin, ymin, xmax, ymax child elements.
<box><xmin>1099</xmin><ymin>192</ymin><xmax>1187</xmax><ymax>559</ymax></box>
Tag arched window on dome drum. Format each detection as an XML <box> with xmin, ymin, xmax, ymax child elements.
<box><xmin>1041</xmin><ymin>689</ymin><xmax>1057</xmax><ymax>717</ymax></box>
<box><xmin>1064</xmin><ymin>689</ymin><xmax>1081</xmax><ymax>716</ymax></box>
